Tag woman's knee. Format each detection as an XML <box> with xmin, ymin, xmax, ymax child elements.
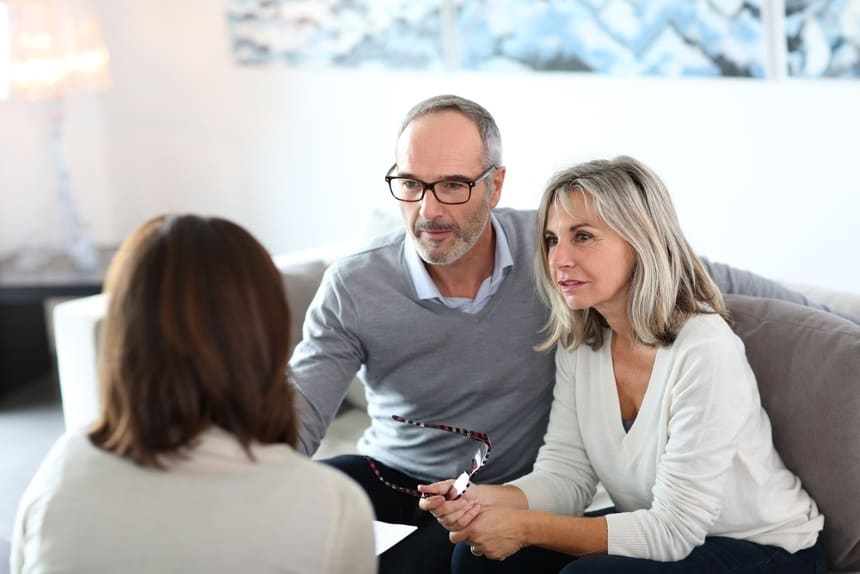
<box><xmin>451</xmin><ymin>542</ymin><xmax>491</xmax><ymax>574</ymax></box>
<box><xmin>559</xmin><ymin>555</ymin><xmax>643</xmax><ymax>574</ymax></box>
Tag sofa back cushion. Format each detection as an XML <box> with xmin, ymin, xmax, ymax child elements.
<box><xmin>277</xmin><ymin>259</ymin><xmax>328</xmax><ymax>353</ymax></box>
<box><xmin>725</xmin><ymin>294</ymin><xmax>860</xmax><ymax>572</ymax></box>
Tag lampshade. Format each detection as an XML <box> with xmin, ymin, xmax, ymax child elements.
<box><xmin>7</xmin><ymin>0</ymin><xmax>109</xmax><ymax>100</ymax></box>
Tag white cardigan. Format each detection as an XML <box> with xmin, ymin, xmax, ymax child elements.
<box><xmin>512</xmin><ymin>313</ymin><xmax>823</xmax><ymax>562</ymax></box>
<box><xmin>12</xmin><ymin>427</ymin><xmax>376</xmax><ymax>574</ymax></box>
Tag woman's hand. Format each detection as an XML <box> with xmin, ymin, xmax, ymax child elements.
<box><xmin>450</xmin><ymin>506</ymin><xmax>528</xmax><ymax>561</ymax></box>
<box><xmin>419</xmin><ymin>481</ymin><xmax>533</xmax><ymax>559</ymax></box>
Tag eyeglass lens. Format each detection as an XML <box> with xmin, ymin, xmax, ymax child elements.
<box><xmin>389</xmin><ymin>179</ymin><xmax>471</xmax><ymax>204</ymax></box>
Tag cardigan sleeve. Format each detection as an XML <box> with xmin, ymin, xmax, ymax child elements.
<box><xmin>605</xmin><ymin>327</ymin><xmax>755</xmax><ymax>561</ymax></box>
<box><xmin>510</xmin><ymin>347</ymin><xmax>599</xmax><ymax>514</ymax></box>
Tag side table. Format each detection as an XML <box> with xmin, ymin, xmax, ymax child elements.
<box><xmin>0</xmin><ymin>248</ymin><xmax>115</xmax><ymax>400</ymax></box>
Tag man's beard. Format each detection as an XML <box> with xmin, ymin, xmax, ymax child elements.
<box><xmin>413</xmin><ymin>199</ymin><xmax>491</xmax><ymax>266</ymax></box>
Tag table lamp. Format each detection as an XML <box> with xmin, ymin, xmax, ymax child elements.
<box><xmin>6</xmin><ymin>0</ymin><xmax>110</xmax><ymax>271</ymax></box>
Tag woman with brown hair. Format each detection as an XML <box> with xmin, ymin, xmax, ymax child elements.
<box><xmin>11</xmin><ymin>214</ymin><xmax>376</xmax><ymax>574</ymax></box>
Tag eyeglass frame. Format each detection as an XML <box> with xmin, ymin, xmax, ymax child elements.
<box><xmin>366</xmin><ymin>414</ymin><xmax>492</xmax><ymax>499</ymax></box>
<box><xmin>384</xmin><ymin>164</ymin><xmax>498</xmax><ymax>205</ymax></box>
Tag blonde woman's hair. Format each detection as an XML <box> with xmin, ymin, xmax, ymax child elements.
<box><xmin>534</xmin><ymin>156</ymin><xmax>728</xmax><ymax>351</ymax></box>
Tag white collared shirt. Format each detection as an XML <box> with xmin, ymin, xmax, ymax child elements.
<box><xmin>404</xmin><ymin>214</ymin><xmax>514</xmax><ymax>314</ymax></box>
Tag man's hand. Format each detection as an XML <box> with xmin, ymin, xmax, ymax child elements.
<box><xmin>418</xmin><ymin>480</ymin><xmax>481</xmax><ymax>532</ymax></box>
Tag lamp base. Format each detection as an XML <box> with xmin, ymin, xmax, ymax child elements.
<box><xmin>11</xmin><ymin>98</ymin><xmax>102</xmax><ymax>274</ymax></box>
<box><xmin>12</xmin><ymin>235</ymin><xmax>99</xmax><ymax>273</ymax></box>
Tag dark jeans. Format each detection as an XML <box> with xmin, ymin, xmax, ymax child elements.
<box><xmin>451</xmin><ymin>535</ymin><xmax>828</xmax><ymax>574</ymax></box>
<box><xmin>322</xmin><ymin>454</ymin><xmax>454</xmax><ymax>574</ymax></box>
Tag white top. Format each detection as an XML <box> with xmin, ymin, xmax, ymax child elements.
<box><xmin>512</xmin><ymin>313</ymin><xmax>823</xmax><ymax>562</ymax></box>
<box><xmin>11</xmin><ymin>427</ymin><xmax>377</xmax><ymax>574</ymax></box>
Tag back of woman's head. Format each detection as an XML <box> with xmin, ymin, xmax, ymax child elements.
<box><xmin>90</xmin><ymin>214</ymin><xmax>297</xmax><ymax>467</ymax></box>
<box><xmin>534</xmin><ymin>156</ymin><xmax>727</xmax><ymax>351</ymax></box>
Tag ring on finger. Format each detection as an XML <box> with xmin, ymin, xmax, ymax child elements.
<box><xmin>470</xmin><ymin>544</ymin><xmax>483</xmax><ymax>557</ymax></box>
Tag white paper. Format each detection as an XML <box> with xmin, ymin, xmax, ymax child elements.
<box><xmin>373</xmin><ymin>520</ymin><xmax>418</xmax><ymax>555</ymax></box>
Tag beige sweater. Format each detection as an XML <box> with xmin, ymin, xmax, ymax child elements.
<box><xmin>12</xmin><ymin>427</ymin><xmax>376</xmax><ymax>574</ymax></box>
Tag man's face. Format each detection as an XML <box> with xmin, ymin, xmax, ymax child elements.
<box><xmin>394</xmin><ymin>111</ymin><xmax>503</xmax><ymax>266</ymax></box>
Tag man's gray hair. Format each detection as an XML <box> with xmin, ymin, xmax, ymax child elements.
<box><xmin>398</xmin><ymin>94</ymin><xmax>503</xmax><ymax>167</ymax></box>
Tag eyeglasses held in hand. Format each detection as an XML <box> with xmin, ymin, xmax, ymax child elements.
<box><xmin>366</xmin><ymin>415</ymin><xmax>492</xmax><ymax>499</ymax></box>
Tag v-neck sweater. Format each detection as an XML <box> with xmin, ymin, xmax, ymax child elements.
<box><xmin>511</xmin><ymin>313</ymin><xmax>823</xmax><ymax>561</ymax></box>
<box><xmin>291</xmin><ymin>208</ymin><xmax>555</xmax><ymax>484</ymax></box>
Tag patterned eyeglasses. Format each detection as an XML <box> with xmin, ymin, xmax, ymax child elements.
<box><xmin>366</xmin><ymin>415</ymin><xmax>492</xmax><ymax>499</ymax></box>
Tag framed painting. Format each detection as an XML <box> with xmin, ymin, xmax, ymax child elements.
<box><xmin>786</xmin><ymin>0</ymin><xmax>860</xmax><ymax>77</ymax></box>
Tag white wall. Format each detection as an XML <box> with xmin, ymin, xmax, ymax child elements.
<box><xmin>1</xmin><ymin>0</ymin><xmax>858</xmax><ymax>292</ymax></box>
<box><xmin>0</xmin><ymin>2</ymin><xmax>8</xmax><ymax>101</ymax></box>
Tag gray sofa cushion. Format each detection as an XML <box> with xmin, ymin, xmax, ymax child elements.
<box><xmin>279</xmin><ymin>259</ymin><xmax>328</xmax><ymax>354</ymax></box>
<box><xmin>726</xmin><ymin>294</ymin><xmax>860</xmax><ymax>572</ymax></box>
<box><xmin>278</xmin><ymin>258</ymin><xmax>369</xmax><ymax>412</ymax></box>
<box><xmin>0</xmin><ymin>538</ymin><xmax>8</xmax><ymax>574</ymax></box>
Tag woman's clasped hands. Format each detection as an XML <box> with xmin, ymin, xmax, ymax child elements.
<box><xmin>417</xmin><ymin>480</ymin><xmax>527</xmax><ymax>561</ymax></box>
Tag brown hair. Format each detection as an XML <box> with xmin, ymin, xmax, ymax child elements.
<box><xmin>90</xmin><ymin>214</ymin><xmax>297</xmax><ymax>468</ymax></box>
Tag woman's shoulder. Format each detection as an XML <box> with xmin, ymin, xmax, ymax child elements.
<box><xmin>665</xmin><ymin>313</ymin><xmax>754</xmax><ymax>388</ymax></box>
<box><xmin>675</xmin><ymin>312</ymin><xmax>737</xmax><ymax>347</ymax></box>
<box><xmin>247</xmin><ymin>448</ymin><xmax>375</xmax><ymax>530</ymax></box>
<box><xmin>16</xmin><ymin>428</ymin><xmax>103</xmax><ymax>510</ymax></box>
<box><xmin>665</xmin><ymin>313</ymin><xmax>748</xmax><ymax>372</ymax></box>
<box><xmin>35</xmin><ymin>427</ymin><xmax>102</xmax><ymax>471</ymax></box>
<box><xmin>248</xmin><ymin>441</ymin><xmax>372</xmax><ymax>505</ymax></box>
<box><xmin>554</xmin><ymin>340</ymin><xmax>584</xmax><ymax>372</ymax></box>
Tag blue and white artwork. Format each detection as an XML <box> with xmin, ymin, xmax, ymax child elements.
<box><xmin>227</xmin><ymin>0</ymin><xmax>446</xmax><ymax>69</ymax></box>
<box><xmin>226</xmin><ymin>0</ymin><xmax>767</xmax><ymax>77</ymax></box>
<box><xmin>457</xmin><ymin>0</ymin><xmax>766</xmax><ymax>77</ymax></box>
<box><xmin>786</xmin><ymin>0</ymin><xmax>860</xmax><ymax>77</ymax></box>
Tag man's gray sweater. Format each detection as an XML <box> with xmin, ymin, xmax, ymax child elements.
<box><xmin>291</xmin><ymin>208</ymin><xmax>555</xmax><ymax>484</ymax></box>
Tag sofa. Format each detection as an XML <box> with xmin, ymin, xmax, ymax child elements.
<box><xmin>51</xmin><ymin>241</ymin><xmax>860</xmax><ymax>573</ymax></box>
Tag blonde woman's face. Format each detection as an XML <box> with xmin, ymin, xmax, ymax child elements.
<box><xmin>543</xmin><ymin>191</ymin><xmax>636</xmax><ymax>318</ymax></box>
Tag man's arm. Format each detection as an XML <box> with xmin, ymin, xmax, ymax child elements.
<box><xmin>701</xmin><ymin>257</ymin><xmax>859</xmax><ymax>324</ymax></box>
<box><xmin>289</xmin><ymin>266</ymin><xmax>365</xmax><ymax>456</ymax></box>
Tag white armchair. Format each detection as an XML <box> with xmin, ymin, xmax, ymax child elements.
<box><xmin>53</xmin><ymin>294</ymin><xmax>106</xmax><ymax>432</ymax></box>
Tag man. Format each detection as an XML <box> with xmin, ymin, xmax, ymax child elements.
<box><xmin>290</xmin><ymin>95</ymin><xmax>841</xmax><ymax>573</ymax></box>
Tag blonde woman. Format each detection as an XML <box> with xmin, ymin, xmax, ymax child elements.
<box><xmin>419</xmin><ymin>157</ymin><xmax>826</xmax><ymax>574</ymax></box>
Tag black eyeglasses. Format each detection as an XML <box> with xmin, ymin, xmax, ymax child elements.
<box><xmin>366</xmin><ymin>415</ymin><xmax>492</xmax><ymax>499</ymax></box>
<box><xmin>385</xmin><ymin>164</ymin><xmax>497</xmax><ymax>205</ymax></box>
